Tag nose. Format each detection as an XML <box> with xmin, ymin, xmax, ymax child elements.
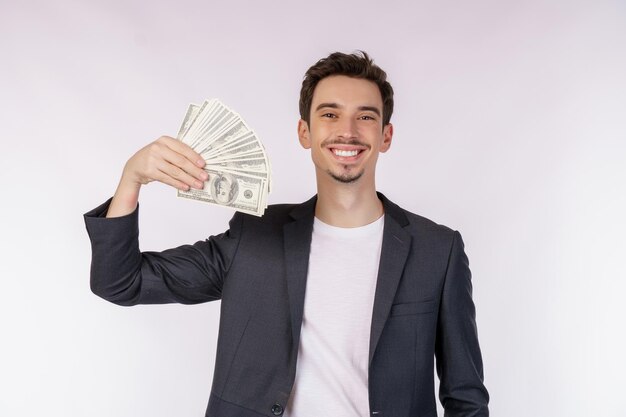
<box><xmin>336</xmin><ymin>117</ymin><xmax>357</xmax><ymax>140</ymax></box>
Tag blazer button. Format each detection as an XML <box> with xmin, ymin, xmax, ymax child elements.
<box><xmin>271</xmin><ymin>403</ymin><xmax>284</xmax><ymax>416</ymax></box>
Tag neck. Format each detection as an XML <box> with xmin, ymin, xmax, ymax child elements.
<box><xmin>314</xmin><ymin>173</ymin><xmax>383</xmax><ymax>228</ymax></box>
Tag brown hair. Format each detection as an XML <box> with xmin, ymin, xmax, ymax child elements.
<box><xmin>299</xmin><ymin>51</ymin><xmax>394</xmax><ymax>127</ymax></box>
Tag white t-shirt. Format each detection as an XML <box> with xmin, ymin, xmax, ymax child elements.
<box><xmin>284</xmin><ymin>215</ymin><xmax>385</xmax><ymax>417</ymax></box>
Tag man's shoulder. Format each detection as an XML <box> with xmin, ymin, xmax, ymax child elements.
<box><xmin>388</xmin><ymin>203</ymin><xmax>461</xmax><ymax>253</ymax></box>
<box><xmin>235</xmin><ymin>195</ymin><xmax>317</xmax><ymax>226</ymax></box>
<box><xmin>380</xmin><ymin>193</ymin><xmax>457</xmax><ymax>236</ymax></box>
<box><xmin>402</xmin><ymin>207</ymin><xmax>455</xmax><ymax>234</ymax></box>
<box><xmin>234</xmin><ymin>201</ymin><xmax>307</xmax><ymax>227</ymax></box>
<box><xmin>262</xmin><ymin>202</ymin><xmax>303</xmax><ymax>221</ymax></box>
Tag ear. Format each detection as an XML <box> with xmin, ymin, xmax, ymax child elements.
<box><xmin>380</xmin><ymin>123</ymin><xmax>393</xmax><ymax>153</ymax></box>
<box><xmin>298</xmin><ymin>119</ymin><xmax>311</xmax><ymax>149</ymax></box>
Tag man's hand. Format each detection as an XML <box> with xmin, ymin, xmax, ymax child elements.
<box><xmin>106</xmin><ymin>136</ymin><xmax>207</xmax><ymax>218</ymax></box>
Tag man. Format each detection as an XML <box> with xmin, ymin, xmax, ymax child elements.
<box><xmin>85</xmin><ymin>51</ymin><xmax>489</xmax><ymax>416</ymax></box>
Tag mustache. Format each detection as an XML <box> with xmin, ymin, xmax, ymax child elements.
<box><xmin>321</xmin><ymin>138</ymin><xmax>371</xmax><ymax>149</ymax></box>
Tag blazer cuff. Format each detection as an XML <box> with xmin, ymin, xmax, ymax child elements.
<box><xmin>83</xmin><ymin>197</ymin><xmax>139</xmax><ymax>242</ymax></box>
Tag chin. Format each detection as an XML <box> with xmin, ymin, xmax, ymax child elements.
<box><xmin>328</xmin><ymin>169</ymin><xmax>364</xmax><ymax>184</ymax></box>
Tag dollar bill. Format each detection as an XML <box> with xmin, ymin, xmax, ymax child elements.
<box><xmin>206</xmin><ymin>158</ymin><xmax>268</xmax><ymax>175</ymax></box>
<box><xmin>176</xmin><ymin>98</ymin><xmax>271</xmax><ymax>216</ymax></box>
<box><xmin>177</xmin><ymin>104</ymin><xmax>201</xmax><ymax>139</ymax></box>
<box><xmin>177</xmin><ymin>169</ymin><xmax>268</xmax><ymax>216</ymax></box>
<box><xmin>203</xmin><ymin>131</ymin><xmax>262</xmax><ymax>160</ymax></box>
<box><xmin>196</xmin><ymin>119</ymin><xmax>250</xmax><ymax>156</ymax></box>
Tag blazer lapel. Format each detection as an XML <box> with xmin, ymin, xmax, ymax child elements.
<box><xmin>283</xmin><ymin>196</ymin><xmax>316</xmax><ymax>350</ymax></box>
<box><xmin>369</xmin><ymin>193</ymin><xmax>411</xmax><ymax>366</ymax></box>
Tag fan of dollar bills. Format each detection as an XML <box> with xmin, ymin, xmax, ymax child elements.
<box><xmin>176</xmin><ymin>99</ymin><xmax>271</xmax><ymax>217</ymax></box>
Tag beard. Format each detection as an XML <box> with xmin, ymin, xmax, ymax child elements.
<box><xmin>327</xmin><ymin>167</ymin><xmax>364</xmax><ymax>184</ymax></box>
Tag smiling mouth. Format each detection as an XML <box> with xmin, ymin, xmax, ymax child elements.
<box><xmin>328</xmin><ymin>147</ymin><xmax>365</xmax><ymax>162</ymax></box>
<box><xmin>326</xmin><ymin>143</ymin><xmax>368</xmax><ymax>162</ymax></box>
<box><xmin>333</xmin><ymin>149</ymin><xmax>360</xmax><ymax>157</ymax></box>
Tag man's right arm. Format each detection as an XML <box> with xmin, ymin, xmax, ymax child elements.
<box><xmin>84</xmin><ymin>201</ymin><xmax>243</xmax><ymax>306</ymax></box>
<box><xmin>84</xmin><ymin>136</ymin><xmax>242</xmax><ymax>306</ymax></box>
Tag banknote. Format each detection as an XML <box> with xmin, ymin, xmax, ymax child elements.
<box><xmin>177</xmin><ymin>169</ymin><xmax>268</xmax><ymax>216</ymax></box>
<box><xmin>180</xmin><ymin>99</ymin><xmax>217</xmax><ymax>144</ymax></box>
<box><xmin>196</xmin><ymin>119</ymin><xmax>250</xmax><ymax>157</ymax></box>
<box><xmin>177</xmin><ymin>104</ymin><xmax>201</xmax><ymax>139</ymax></box>
<box><xmin>206</xmin><ymin>159</ymin><xmax>269</xmax><ymax>176</ymax></box>
<box><xmin>176</xmin><ymin>98</ymin><xmax>271</xmax><ymax>216</ymax></box>
<box><xmin>203</xmin><ymin>131</ymin><xmax>263</xmax><ymax>160</ymax></box>
<box><xmin>186</xmin><ymin>105</ymin><xmax>238</xmax><ymax>149</ymax></box>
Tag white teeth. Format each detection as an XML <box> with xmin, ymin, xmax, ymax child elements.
<box><xmin>334</xmin><ymin>149</ymin><xmax>358</xmax><ymax>157</ymax></box>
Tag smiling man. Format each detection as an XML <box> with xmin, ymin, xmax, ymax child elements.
<box><xmin>85</xmin><ymin>51</ymin><xmax>489</xmax><ymax>417</ymax></box>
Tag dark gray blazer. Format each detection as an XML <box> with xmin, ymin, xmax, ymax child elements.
<box><xmin>84</xmin><ymin>193</ymin><xmax>489</xmax><ymax>417</ymax></box>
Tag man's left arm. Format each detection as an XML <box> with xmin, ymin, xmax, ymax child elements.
<box><xmin>435</xmin><ymin>230</ymin><xmax>490</xmax><ymax>416</ymax></box>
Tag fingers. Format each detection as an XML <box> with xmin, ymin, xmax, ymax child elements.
<box><xmin>154</xmin><ymin>164</ymin><xmax>197</xmax><ymax>191</ymax></box>
<box><xmin>157</xmin><ymin>136</ymin><xmax>209</xmax><ymax>189</ymax></box>
<box><xmin>159</xmin><ymin>143</ymin><xmax>208</xmax><ymax>183</ymax></box>
<box><xmin>128</xmin><ymin>136</ymin><xmax>209</xmax><ymax>191</ymax></box>
<box><xmin>157</xmin><ymin>136</ymin><xmax>205</xmax><ymax>168</ymax></box>
<box><xmin>155</xmin><ymin>158</ymin><xmax>205</xmax><ymax>191</ymax></box>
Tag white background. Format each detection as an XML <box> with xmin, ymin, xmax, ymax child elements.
<box><xmin>1</xmin><ymin>0</ymin><xmax>625</xmax><ymax>416</ymax></box>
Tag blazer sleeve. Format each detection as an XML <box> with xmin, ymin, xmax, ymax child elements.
<box><xmin>84</xmin><ymin>198</ymin><xmax>243</xmax><ymax>306</ymax></box>
<box><xmin>435</xmin><ymin>230</ymin><xmax>490</xmax><ymax>416</ymax></box>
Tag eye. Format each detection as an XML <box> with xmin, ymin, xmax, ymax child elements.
<box><xmin>322</xmin><ymin>113</ymin><xmax>337</xmax><ymax>118</ymax></box>
<box><xmin>359</xmin><ymin>115</ymin><xmax>376</xmax><ymax>121</ymax></box>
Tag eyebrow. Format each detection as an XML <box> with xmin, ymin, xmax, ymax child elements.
<box><xmin>315</xmin><ymin>102</ymin><xmax>381</xmax><ymax>117</ymax></box>
<box><xmin>358</xmin><ymin>106</ymin><xmax>381</xmax><ymax>117</ymax></box>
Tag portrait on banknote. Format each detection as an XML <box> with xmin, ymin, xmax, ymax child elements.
<box><xmin>211</xmin><ymin>173</ymin><xmax>238</xmax><ymax>205</ymax></box>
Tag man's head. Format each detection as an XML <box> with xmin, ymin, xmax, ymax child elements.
<box><xmin>298</xmin><ymin>51</ymin><xmax>394</xmax><ymax>186</ymax></box>
<box><xmin>299</xmin><ymin>51</ymin><xmax>394</xmax><ymax>128</ymax></box>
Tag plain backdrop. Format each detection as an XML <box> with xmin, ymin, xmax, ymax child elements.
<box><xmin>1</xmin><ymin>0</ymin><xmax>625</xmax><ymax>416</ymax></box>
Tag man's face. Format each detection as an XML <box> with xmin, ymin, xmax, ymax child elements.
<box><xmin>298</xmin><ymin>75</ymin><xmax>393</xmax><ymax>185</ymax></box>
